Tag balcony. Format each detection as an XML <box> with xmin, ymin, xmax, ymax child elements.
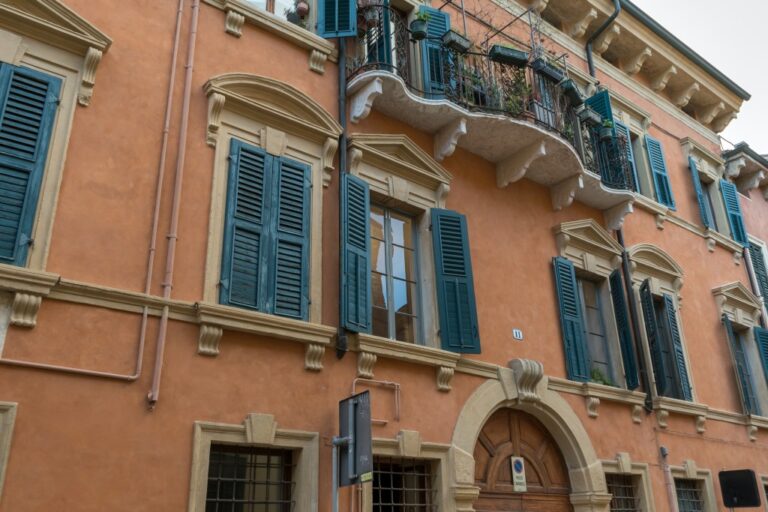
<box><xmin>346</xmin><ymin>4</ymin><xmax>635</xmax><ymax>228</ymax></box>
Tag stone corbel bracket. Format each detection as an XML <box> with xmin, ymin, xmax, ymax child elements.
<box><xmin>673</xmin><ymin>82</ymin><xmax>700</xmax><ymax>108</ymax></box>
<box><xmin>604</xmin><ymin>200</ymin><xmax>634</xmax><ymax>231</ymax></box>
<box><xmin>623</xmin><ymin>47</ymin><xmax>652</xmax><ymax>76</ymax></box>
<box><xmin>0</xmin><ymin>267</ymin><xmax>60</xmax><ymax>328</ymax></box>
<box><xmin>712</xmin><ymin>111</ymin><xmax>737</xmax><ymax>133</ymax></box>
<box><xmin>593</xmin><ymin>24</ymin><xmax>620</xmax><ymax>55</ymax></box>
<box><xmin>349</xmin><ymin>78</ymin><xmax>383</xmax><ymax>123</ymax></box>
<box><xmin>434</xmin><ymin>118</ymin><xmax>467</xmax><ymax>162</ymax></box>
<box><xmin>551</xmin><ymin>174</ymin><xmax>583</xmax><ymax>211</ymax></box>
<box><xmin>225</xmin><ymin>9</ymin><xmax>246</xmax><ymax>37</ymax></box>
<box><xmin>322</xmin><ymin>137</ymin><xmax>338</xmax><ymax>187</ymax></box>
<box><xmin>737</xmin><ymin>170</ymin><xmax>765</xmax><ymax>195</ymax></box>
<box><xmin>698</xmin><ymin>101</ymin><xmax>725</xmax><ymax>125</ymax></box>
<box><xmin>206</xmin><ymin>92</ymin><xmax>226</xmax><ymax>147</ymax></box>
<box><xmin>585</xmin><ymin>396</ymin><xmax>600</xmax><ymax>418</ymax></box>
<box><xmin>496</xmin><ymin>141</ymin><xmax>547</xmax><ymax>188</ymax></box>
<box><xmin>651</xmin><ymin>65</ymin><xmax>677</xmax><ymax>92</ymax></box>
<box><xmin>567</xmin><ymin>8</ymin><xmax>597</xmax><ymax>39</ymax></box>
<box><xmin>508</xmin><ymin>358</ymin><xmax>545</xmax><ymax>403</ymax></box>
<box><xmin>78</xmin><ymin>47</ymin><xmax>103</xmax><ymax>106</ymax></box>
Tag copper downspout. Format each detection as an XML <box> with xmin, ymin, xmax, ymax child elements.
<box><xmin>147</xmin><ymin>0</ymin><xmax>200</xmax><ymax>408</ymax></box>
<box><xmin>0</xmin><ymin>0</ymin><xmax>187</xmax><ymax>382</ymax></box>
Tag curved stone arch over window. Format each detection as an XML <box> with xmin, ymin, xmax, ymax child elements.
<box><xmin>628</xmin><ymin>243</ymin><xmax>684</xmax><ymax>299</ymax></box>
<box><xmin>449</xmin><ymin>361</ymin><xmax>612</xmax><ymax>512</ymax></box>
<box><xmin>0</xmin><ymin>0</ymin><xmax>111</xmax><ymax>270</ymax></box>
<box><xmin>202</xmin><ymin>73</ymin><xmax>342</xmax><ymax>323</ymax></box>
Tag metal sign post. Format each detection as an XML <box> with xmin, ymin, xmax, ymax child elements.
<box><xmin>332</xmin><ymin>391</ymin><xmax>372</xmax><ymax>512</ymax></box>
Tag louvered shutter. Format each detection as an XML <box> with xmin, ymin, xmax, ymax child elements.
<box><xmin>687</xmin><ymin>157</ymin><xmax>713</xmax><ymax>229</ymax></box>
<box><xmin>552</xmin><ymin>257</ymin><xmax>590</xmax><ymax>382</ymax></box>
<box><xmin>748</xmin><ymin>242</ymin><xmax>768</xmax><ymax>300</ymax></box>
<box><xmin>585</xmin><ymin>90</ymin><xmax>615</xmax><ymax>140</ymax></box>
<box><xmin>318</xmin><ymin>0</ymin><xmax>356</xmax><ymax>38</ymax></box>
<box><xmin>639</xmin><ymin>279</ymin><xmax>669</xmax><ymax>395</ymax></box>
<box><xmin>270</xmin><ymin>157</ymin><xmax>311</xmax><ymax>320</ymax></box>
<box><xmin>614</xmin><ymin>120</ymin><xmax>638</xmax><ymax>190</ymax></box>
<box><xmin>662</xmin><ymin>294</ymin><xmax>692</xmax><ymax>401</ymax></box>
<box><xmin>0</xmin><ymin>64</ymin><xmax>60</xmax><ymax>266</ymax></box>
<box><xmin>431</xmin><ymin>208</ymin><xmax>480</xmax><ymax>353</ymax></box>
<box><xmin>220</xmin><ymin>140</ymin><xmax>270</xmax><ymax>309</ymax></box>
<box><xmin>609</xmin><ymin>270</ymin><xmax>639</xmax><ymax>389</ymax></box>
<box><xmin>341</xmin><ymin>173</ymin><xmax>371</xmax><ymax>332</ymax></box>
<box><xmin>645</xmin><ymin>135</ymin><xmax>675</xmax><ymax>209</ymax></box>
<box><xmin>420</xmin><ymin>6</ymin><xmax>450</xmax><ymax>97</ymax></box>
<box><xmin>723</xmin><ymin>315</ymin><xmax>760</xmax><ymax>415</ymax></box>
<box><xmin>754</xmin><ymin>327</ymin><xmax>768</xmax><ymax>386</ymax></box>
<box><xmin>720</xmin><ymin>179</ymin><xmax>748</xmax><ymax>246</ymax></box>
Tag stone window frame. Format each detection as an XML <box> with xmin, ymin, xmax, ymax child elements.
<box><xmin>0</xmin><ymin>0</ymin><xmax>111</xmax><ymax>272</ymax></box>
<box><xmin>601</xmin><ymin>452</ymin><xmax>655</xmax><ymax>512</ymax></box>
<box><xmin>0</xmin><ymin>402</ymin><xmax>17</xmax><ymax>500</ymax></box>
<box><xmin>187</xmin><ymin>413</ymin><xmax>319</xmax><ymax>512</ymax></box>
<box><xmin>609</xmin><ymin>91</ymin><xmax>655</xmax><ymax>201</ymax></box>
<box><xmin>669</xmin><ymin>460</ymin><xmax>717</xmax><ymax>512</ymax></box>
<box><xmin>762</xmin><ymin>475</ymin><xmax>768</xmax><ymax>511</ymax></box>
<box><xmin>360</xmin><ymin>430</ymin><xmax>451</xmax><ymax>512</ymax></box>
<box><xmin>554</xmin><ymin>219</ymin><xmax>632</xmax><ymax>389</ymax></box>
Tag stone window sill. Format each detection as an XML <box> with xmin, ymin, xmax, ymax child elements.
<box><xmin>549</xmin><ymin>377</ymin><xmax>646</xmax><ymax>421</ymax></box>
<box><xmin>653</xmin><ymin>396</ymin><xmax>709</xmax><ymax>431</ymax></box>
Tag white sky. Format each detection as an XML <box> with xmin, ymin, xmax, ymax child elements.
<box><xmin>631</xmin><ymin>0</ymin><xmax>767</xmax><ymax>154</ymax></box>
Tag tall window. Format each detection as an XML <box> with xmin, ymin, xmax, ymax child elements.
<box><xmin>675</xmin><ymin>479</ymin><xmax>705</xmax><ymax>512</ymax></box>
<box><xmin>245</xmin><ymin>0</ymin><xmax>306</xmax><ymax>26</ymax></box>
<box><xmin>607</xmin><ymin>474</ymin><xmax>641</xmax><ymax>512</ymax></box>
<box><xmin>578</xmin><ymin>278</ymin><xmax>616</xmax><ymax>385</ymax></box>
<box><xmin>372</xmin><ymin>456</ymin><xmax>436</xmax><ymax>511</ymax></box>
<box><xmin>206</xmin><ymin>444</ymin><xmax>294</xmax><ymax>512</ymax></box>
<box><xmin>370</xmin><ymin>205</ymin><xmax>419</xmax><ymax>343</ymax></box>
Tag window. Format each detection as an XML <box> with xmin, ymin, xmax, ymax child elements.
<box><xmin>370</xmin><ymin>205</ymin><xmax>420</xmax><ymax>343</ymax></box>
<box><xmin>748</xmin><ymin>240</ymin><xmax>768</xmax><ymax>300</ymax></box>
<box><xmin>577</xmin><ymin>277</ymin><xmax>617</xmax><ymax>385</ymax></box>
<box><xmin>206</xmin><ymin>444</ymin><xmax>294</xmax><ymax>512</ymax></box>
<box><xmin>0</xmin><ymin>402</ymin><xmax>17</xmax><ymax>500</ymax></box>
<box><xmin>244</xmin><ymin>0</ymin><xmax>306</xmax><ymax>25</ymax></box>
<box><xmin>675</xmin><ymin>479</ymin><xmax>705</xmax><ymax>512</ymax></box>
<box><xmin>372</xmin><ymin>456</ymin><xmax>436</xmax><ymax>511</ymax></box>
<box><xmin>720</xmin><ymin>178</ymin><xmax>748</xmax><ymax>245</ymax></box>
<box><xmin>607</xmin><ymin>474</ymin><xmax>641</xmax><ymax>512</ymax></box>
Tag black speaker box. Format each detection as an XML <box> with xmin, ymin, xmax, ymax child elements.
<box><xmin>719</xmin><ymin>469</ymin><xmax>761</xmax><ymax>508</ymax></box>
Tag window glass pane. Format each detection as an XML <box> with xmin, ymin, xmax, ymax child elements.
<box><xmin>607</xmin><ymin>474</ymin><xmax>640</xmax><ymax>512</ymax></box>
<box><xmin>371</xmin><ymin>272</ymin><xmax>387</xmax><ymax>309</ymax></box>
<box><xmin>372</xmin><ymin>307</ymin><xmax>389</xmax><ymax>338</ymax></box>
<box><xmin>370</xmin><ymin>206</ymin><xmax>385</xmax><ymax>240</ymax></box>
<box><xmin>243</xmin><ymin>0</ymin><xmax>268</xmax><ymax>10</ymax></box>
<box><xmin>390</xmin><ymin>211</ymin><xmax>414</xmax><ymax>248</ymax></box>
<box><xmin>273</xmin><ymin>0</ymin><xmax>294</xmax><ymax>19</ymax></box>
<box><xmin>395</xmin><ymin>313</ymin><xmax>417</xmax><ymax>343</ymax></box>
<box><xmin>675</xmin><ymin>479</ymin><xmax>704</xmax><ymax>512</ymax></box>
<box><xmin>392</xmin><ymin>278</ymin><xmax>414</xmax><ymax>315</ymax></box>
<box><xmin>391</xmin><ymin>246</ymin><xmax>416</xmax><ymax>280</ymax></box>
<box><xmin>373</xmin><ymin>457</ymin><xmax>436</xmax><ymax>511</ymax></box>
<box><xmin>371</xmin><ymin>237</ymin><xmax>387</xmax><ymax>274</ymax></box>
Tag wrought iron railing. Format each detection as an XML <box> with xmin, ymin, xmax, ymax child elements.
<box><xmin>581</xmin><ymin>127</ymin><xmax>636</xmax><ymax>191</ymax></box>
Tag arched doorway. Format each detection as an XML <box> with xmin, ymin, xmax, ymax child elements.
<box><xmin>474</xmin><ymin>408</ymin><xmax>572</xmax><ymax>511</ymax></box>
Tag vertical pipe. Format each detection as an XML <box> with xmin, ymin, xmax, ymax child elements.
<box><xmin>585</xmin><ymin>0</ymin><xmax>621</xmax><ymax>78</ymax></box>
<box><xmin>337</xmin><ymin>38</ymin><xmax>348</xmax><ymax>359</ymax></box>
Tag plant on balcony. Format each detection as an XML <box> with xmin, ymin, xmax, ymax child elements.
<box><xmin>410</xmin><ymin>12</ymin><xmax>429</xmax><ymax>41</ymax></box>
<box><xmin>560</xmin><ymin>78</ymin><xmax>583</xmax><ymax>106</ymax></box>
<box><xmin>502</xmin><ymin>70</ymin><xmax>531</xmax><ymax>117</ymax></box>
<box><xmin>599</xmin><ymin>119</ymin><xmax>614</xmax><ymax>142</ymax></box>
<box><xmin>577</xmin><ymin>106</ymin><xmax>601</xmax><ymax>126</ymax></box>
<box><xmin>442</xmin><ymin>30</ymin><xmax>471</xmax><ymax>53</ymax></box>
<box><xmin>532</xmin><ymin>56</ymin><xmax>565</xmax><ymax>82</ymax></box>
<box><xmin>488</xmin><ymin>44</ymin><xmax>529</xmax><ymax>67</ymax></box>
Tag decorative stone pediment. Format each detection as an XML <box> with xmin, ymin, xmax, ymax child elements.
<box><xmin>554</xmin><ymin>219</ymin><xmax>623</xmax><ymax>277</ymax></box>
<box><xmin>712</xmin><ymin>281</ymin><xmax>762</xmax><ymax>327</ymax></box>
<box><xmin>680</xmin><ymin>137</ymin><xmax>724</xmax><ymax>181</ymax></box>
<box><xmin>629</xmin><ymin>244</ymin><xmax>683</xmax><ymax>282</ymax></box>
<box><xmin>204</xmin><ymin>74</ymin><xmax>342</xmax><ymax>145</ymax></box>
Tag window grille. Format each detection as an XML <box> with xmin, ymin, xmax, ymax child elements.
<box><xmin>607</xmin><ymin>473</ymin><xmax>640</xmax><ymax>512</ymax></box>
<box><xmin>675</xmin><ymin>478</ymin><xmax>705</xmax><ymax>512</ymax></box>
<box><xmin>373</xmin><ymin>456</ymin><xmax>437</xmax><ymax>511</ymax></box>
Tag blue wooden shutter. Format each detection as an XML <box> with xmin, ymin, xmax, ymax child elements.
<box><xmin>720</xmin><ymin>179</ymin><xmax>748</xmax><ymax>246</ymax></box>
<box><xmin>614</xmin><ymin>120</ymin><xmax>638</xmax><ymax>190</ymax></box>
<box><xmin>662</xmin><ymin>294</ymin><xmax>692</xmax><ymax>401</ymax></box>
<box><xmin>420</xmin><ymin>6</ymin><xmax>450</xmax><ymax>97</ymax></box>
<box><xmin>270</xmin><ymin>157</ymin><xmax>311</xmax><ymax>320</ymax></box>
<box><xmin>220</xmin><ymin>140</ymin><xmax>270</xmax><ymax>309</ymax></box>
<box><xmin>341</xmin><ymin>173</ymin><xmax>371</xmax><ymax>332</ymax></box>
<box><xmin>723</xmin><ymin>315</ymin><xmax>760</xmax><ymax>415</ymax></box>
<box><xmin>552</xmin><ymin>257</ymin><xmax>589</xmax><ymax>382</ymax></box>
<box><xmin>0</xmin><ymin>64</ymin><xmax>60</xmax><ymax>266</ymax></box>
<box><xmin>639</xmin><ymin>279</ymin><xmax>669</xmax><ymax>395</ymax></box>
<box><xmin>645</xmin><ymin>135</ymin><xmax>675</xmax><ymax>209</ymax></box>
<box><xmin>748</xmin><ymin>242</ymin><xmax>768</xmax><ymax>300</ymax></box>
<box><xmin>687</xmin><ymin>157</ymin><xmax>713</xmax><ymax>229</ymax></box>
<box><xmin>318</xmin><ymin>0</ymin><xmax>356</xmax><ymax>38</ymax></box>
<box><xmin>609</xmin><ymin>270</ymin><xmax>639</xmax><ymax>390</ymax></box>
<box><xmin>585</xmin><ymin>90</ymin><xmax>614</xmax><ymax>132</ymax></box>
<box><xmin>432</xmin><ymin>208</ymin><xmax>480</xmax><ymax>353</ymax></box>
<box><xmin>754</xmin><ymin>327</ymin><xmax>768</xmax><ymax>386</ymax></box>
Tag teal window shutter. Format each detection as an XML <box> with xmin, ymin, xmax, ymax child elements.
<box><xmin>609</xmin><ymin>270</ymin><xmax>639</xmax><ymax>390</ymax></box>
<box><xmin>552</xmin><ymin>257</ymin><xmax>589</xmax><ymax>382</ymax></box>
<box><xmin>0</xmin><ymin>64</ymin><xmax>60</xmax><ymax>266</ymax></box>
<box><xmin>584</xmin><ymin>90</ymin><xmax>613</xmax><ymax>124</ymax></box>
<box><xmin>662</xmin><ymin>294</ymin><xmax>692</xmax><ymax>401</ymax></box>
<box><xmin>341</xmin><ymin>173</ymin><xmax>371</xmax><ymax>332</ymax></box>
<box><xmin>687</xmin><ymin>157</ymin><xmax>713</xmax><ymax>229</ymax></box>
<box><xmin>639</xmin><ymin>279</ymin><xmax>669</xmax><ymax>395</ymax></box>
<box><xmin>645</xmin><ymin>135</ymin><xmax>675</xmax><ymax>209</ymax></box>
<box><xmin>723</xmin><ymin>315</ymin><xmax>760</xmax><ymax>415</ymax></box>
<box><xmin>720</xmin><ymin>179</ymin><xmax>748</xmax><ymax>245</ymax></box>
<box><xmin>419</xmin><ymin>6</ymin><xmax>450</xmax><ymax>97</ymax></box>
<box><xmin>748</xmin><ymin>242</ymin><xmax>768</xmax><ymax>300</ymax></box>
<box><xmin>754</xmin><ymin>327</ymin><xmax>768</xmax><ymax>386</ymax></box>
<box><xmin>614</xmin><ymin>120</ymin><xmax>638</xmax><ymax>190</ymax></box>
<box><xmin>270</xmin><ymin>157</ymin><xmax>311</xmax><ymax>320</ymax></box>
<box><xmin>431</xmin><ymin>208</ymin><xmax>480</xmax><ymax>353</ymax></box>
<box><xmin>318</xmin><ymin>0</ymin><xmax>356</xmax><ymax>38</ymax></box>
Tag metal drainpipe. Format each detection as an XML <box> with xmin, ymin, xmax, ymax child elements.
<box><xmin>147</xmin><ymin>0</ymin><xmax>201</xmax><ymax>408</ymax></box>
<box><xmin>585</xmin><ymin>0</ymin><xmax>621</xmax><ymax>78</ymax></box>
<box><xmin>0</xmin><ymin>0</ymin><xmax>187</xmax><ymax>382</ymax></box>
<box><xmin>337</xmin><ymin>38</ymin><xmax>348</xmax><ymax>359</ymax></box>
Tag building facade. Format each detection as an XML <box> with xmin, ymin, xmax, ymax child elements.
<box><xmin>0</xmin><ymin>0</ymin><xmax>766</xmax><ymax>511</ymax></box>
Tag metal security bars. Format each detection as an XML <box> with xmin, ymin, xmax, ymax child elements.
<box><xmin>606</xmin><ymin>474</ymin><xmax>640</xmax><ymax>512</ymax></box>
<box><xmin>675</xmin><ymin>479</ymin><xmax>705</xmax><ymax>512</ymax></box>
<box><xmin>372</xmin><ymin>456</ymin><xmax>437</xmax><ymax>511</ymax></box>
<box><xmin>206</xmin><ymin>444</ymin><xmax>295</xmax><ymax>512</ymax></box>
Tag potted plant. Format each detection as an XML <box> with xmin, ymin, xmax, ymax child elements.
<box><xmin>560</xmin><ymin>78</ymin><xmax>583</xmax><ymax>106</ymax></box>
<box><xmin>532</xmin><ymin>56</ymin><xmax>565</xmax><ymax>82</ymax></box>
<box><xmin>488</xmin><ymin>44</ymin><xmax>529</xmax><ymax>67</ymax></box>
<box><xmin>442</xmin><ymin>29</ymin><xmax>471</xmax><ymax>53</ymax></box>
<box><xmin>363</xmin><ymin>5</ymin><xmax>379</xmax><ymax>26</ymax></box>
<box><xmin>577</xmin><ymin>106</ymin><xmax>602</xmax><ymax>126</ymax></box>
<box><xmin>599</xmin><ymin>119</ymin><xmax>614</xmax><ymax>141</ymax></box>
<box><xmin>410</xmin><ymin>12</ymin><xmax>429</xmax><ymax>41</ymax></box>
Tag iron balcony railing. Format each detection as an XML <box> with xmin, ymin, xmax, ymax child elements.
<box><xmin>579</xmin><ymin>125</ymin><xmax>636</xmax><ymax>191</ymax></box>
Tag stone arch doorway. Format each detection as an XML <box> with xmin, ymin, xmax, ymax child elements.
<box><xmin>474</xmin><ymin>408</ymin><xmax>571</xmax><ymax>511</ymax></box>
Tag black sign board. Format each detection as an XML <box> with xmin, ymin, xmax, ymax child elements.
<box><xmin>338</xmin><ymin>390</ymin><xmax>372</xmax><ymax>486</ymax></box>
<box><xmin>719</xmin><ymin>469</ymin><xmax>761</xmax><ymax>508</ymax></box>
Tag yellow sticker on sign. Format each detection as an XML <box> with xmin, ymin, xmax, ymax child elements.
<box><xmin>359</xmin><ymin>472</ymin><xmax>373</xmax><ymax>483</ymax></box>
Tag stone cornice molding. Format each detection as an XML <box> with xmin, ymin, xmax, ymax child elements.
<box><xmin>554</xmin><ymin>219</ymin><xmax>623</xmax><ymax>277</ymax></box>
<box><xmin>712</xmin><ymin>281</ymin><xmax>762</xmax><ymax>327</ymax></box>
<box><xmin>628</xmin><ymin>243</ymin><xmax>683</xmax><ymax>289</ymax></box>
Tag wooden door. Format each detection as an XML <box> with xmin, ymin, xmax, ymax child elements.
<box><xmin>474</xmin><ymin>408</ymin><xmax>572</xmax><ymax>512</ymax></box>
